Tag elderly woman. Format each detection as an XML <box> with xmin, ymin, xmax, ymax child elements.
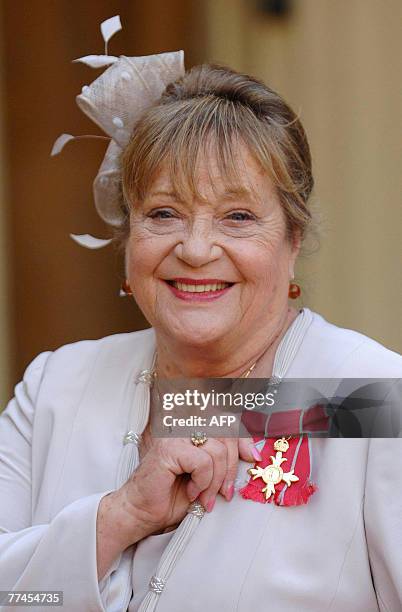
<box><xmin>1</xmin><ymin>29</ymin><xmax>402</xmax><ymax>612</ymax></box>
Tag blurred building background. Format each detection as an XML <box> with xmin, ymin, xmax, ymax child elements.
<box><xmin>0</xmin><ymin>0</ymin><xmax>401</xmax><ymax>406</ymax></box>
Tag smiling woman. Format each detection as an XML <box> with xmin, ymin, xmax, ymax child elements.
<box><xmin>0</xmin><ymin>16</ymin><xmax>402</xmax><ymax>612</ymax></box>
<box><xmin>126</xmin><ymin>143</ymin><xmax>300</xmax><ymax>361</ymax></box>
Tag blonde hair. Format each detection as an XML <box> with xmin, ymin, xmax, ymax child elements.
<box><xmin>120</xmin><ymin>63</ymin><xmax>314</xmax><ymax>244</ymax></box>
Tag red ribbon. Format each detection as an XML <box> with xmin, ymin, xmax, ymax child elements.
<box><xmin>239</xmin><ymin>404</ymin><xmax>327</xmax><ymax>506</ymax></box>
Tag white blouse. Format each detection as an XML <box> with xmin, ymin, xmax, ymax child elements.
<box><xmin>0</xmin><ymin>308</ymin><xmax>401</xmax><ymax>612</ymax></box>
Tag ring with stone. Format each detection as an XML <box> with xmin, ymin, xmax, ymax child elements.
<box><xmin>191</xmin><ymin>430</ymin><xmax>208</xmax><ymax>447</ymax></box>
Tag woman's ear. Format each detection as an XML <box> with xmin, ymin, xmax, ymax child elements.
<box><xmin>288</xmin><ymin>229</ymin><xmax>302</xmax><ymax>279</ymax></box>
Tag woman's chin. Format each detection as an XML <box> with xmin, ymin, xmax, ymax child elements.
<box><xmin>159</xmin><ymin>316</ymin><xmax>233</xmax><ymax>349</ymax></box>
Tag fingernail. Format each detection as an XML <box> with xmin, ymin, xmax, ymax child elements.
<box><xmin>206</xmin><ymin>497</ymin><xmax>216</xmax><ymax>512</ymax></box>
<box><xmin>252</xmin><ymin>447</ymin><xmax>263</xmax><ymax>462</ymax></box>
<box><xmin>225</xmin><ymin>483</ymin><xmax>235</xmax><ymax>502</ymax></box>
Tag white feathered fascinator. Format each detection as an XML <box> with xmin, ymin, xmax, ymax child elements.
<box><xmin>51</xmin><ymin>15</ymin><xmax>185</xmax><ymax>249</ymax></box>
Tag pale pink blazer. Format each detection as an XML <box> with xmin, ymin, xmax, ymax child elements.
<box><xmin>0</xmin><ymin>309</ymin><xmax>401</xmax><ymax>611</ymax></box>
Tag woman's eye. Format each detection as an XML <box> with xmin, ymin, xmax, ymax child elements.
<box><xmin>148</xmin><ymin>209</ymin><xmax>176</xmax><ymax>219</ymax></box>
<box><xmin>225</xmin><ymin>211</ymin><xmax>255</xmax><ymax>222</ymax></box>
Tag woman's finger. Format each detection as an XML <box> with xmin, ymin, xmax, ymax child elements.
<box><xmin>239</xmin><ymin>437</ymin><xmax>262</xmax><ymax>463</ymax></box>
<box><xmin>218</xmin><ymin>438</ymin><xmax>239</xmax><ymax>501</ymax></box>
<box><xmin>196</xmin><ymin>439</ymin><xmax>228</xmax><ymax>511</ymax></box>
<box><xmin>172</xmin><ymin>440</ymin><xmax>215</xmax><ymax>499</ymax></box>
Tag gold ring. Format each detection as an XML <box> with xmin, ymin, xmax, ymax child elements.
<box><xmin>191</xmin><ymin>431</ymin><xmax>208</xmax><ymax>447</ymax></box>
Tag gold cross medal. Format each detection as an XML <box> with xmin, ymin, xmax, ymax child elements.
<box><xmin>247</xmin><ymin>437</ymin><xmax>299</xmax><ymax>500</ymax></box>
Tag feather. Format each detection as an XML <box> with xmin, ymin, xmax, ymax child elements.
<box><xmin>72</xmin><ymin>55</ymin><xmax>118</xmax><ymax>68</ymax></box>
<box><xmin>51</xmin><ymin>134</ymin><xmax>75</xmax><ymax>156</ymax></box>
<box><xmin>100</xmin><ymin>15</ymin><xmax>122</xmax><ymax>44</ymax></box>
<box><xmin>70</xmin><ymin>234</ymin><xmax>112</xmax><ymax>249</ymax></box>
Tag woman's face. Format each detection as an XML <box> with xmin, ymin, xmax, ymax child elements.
<box><xmin>126</xmin><ymin>143</ymin><xmax>300</xmax><ymax>349</ymax></box>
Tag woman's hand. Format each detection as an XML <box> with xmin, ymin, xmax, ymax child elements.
<box><xmin>121</xmin><ymin>433</ymin><xmax>260</xmax><ymax>536</ymax></box>
<box><xmin>96</xmin><ymin>434</ymin><xmax>260</xmax><ymax>580</ymax></box>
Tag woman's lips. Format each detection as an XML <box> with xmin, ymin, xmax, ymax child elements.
<box><xmin>163</xmin><ymin>278</ymin><xmax>235</xmax><ymax>301</ymax></box>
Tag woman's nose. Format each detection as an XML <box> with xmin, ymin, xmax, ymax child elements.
<box><xmin>173</xmin><ymin>224</ymin><xmax>223</xmax><ymax>267</ymax></box>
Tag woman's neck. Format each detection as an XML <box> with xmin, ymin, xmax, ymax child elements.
<box><xmin>154</xmin><ymin>306</ymin><xmax>300</xmax><ymax>378</ymax></box>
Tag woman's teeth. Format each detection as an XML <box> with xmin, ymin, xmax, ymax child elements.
<box><xmin>171</xmin><ymin>281</ymin><xmax>231</xmax><ymax>292</ymax></box>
